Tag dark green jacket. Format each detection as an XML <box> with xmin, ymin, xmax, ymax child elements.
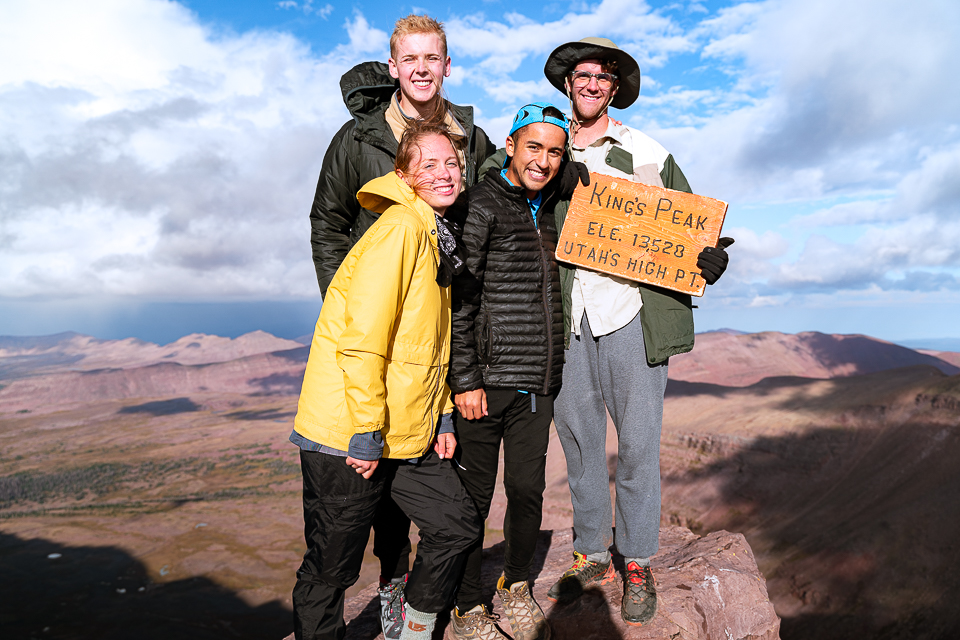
<box><xmin>480</xmin><ymin>148</ymin><xmax>695</xmax><ymax>366</ymax></box>
<box><xmin>309</xmin><ymin>61</ymin><xmax>496</xmax><ymax>294</ymax></box>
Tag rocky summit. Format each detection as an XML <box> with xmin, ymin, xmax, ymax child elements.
<box><xmin>284</xmin><ymin>526</ymin><xmax>780</xmax><ymax>640</ymax></box>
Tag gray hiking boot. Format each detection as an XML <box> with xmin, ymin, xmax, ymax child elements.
<box><xmin>449</xmin><ymin>604</ymin><xmax>508</xmax><ymax>640</ymax></box>
<box><xmin>496</xmin><ymin>576</ymin><xmax>550</xmax><ymax>640</ymax></box>
<box><xmin>621</xmin><ymin>561</ymin><xmax>657</xmax><ymax>626</ymax></box>
<box><xmin>378</xmin><ymin>574</ymin><xmax>407</xmax><ymax>640</ymax></box>
<box><xmin>546</xmin><ymin>551</ymin><xmax>615</xmax><ymax>604</ymax></box>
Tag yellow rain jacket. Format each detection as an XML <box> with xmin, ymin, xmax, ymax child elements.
<box><xmin>293</xmin><ymin>172</ymin><xmax>454</xmax><ymax>459</ymax></box>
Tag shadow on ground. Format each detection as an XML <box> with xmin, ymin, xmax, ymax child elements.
<box><xmin>664</xmin><ymin>370</ymin><xmax>960</xmax><ymax>639</ymax></box>
<box><xmin>0</xmin><ymin>531</ymin><xmax>291</xmax><ymax>640</ymax></box>
<box><xmin>339</xmin><ymin>530</ymin><xmax>628</xmax><ymax>640</ymax></box>
<box><xmin>117</xmin><ymin>397</ymin><xmax>201</xmax><ymax>416</ymax></box>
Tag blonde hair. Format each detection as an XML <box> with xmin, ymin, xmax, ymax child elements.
<box><xmin>391</xmin><ymin>14</ymin><xmax>448</xmax><ymax>59</ymax></box>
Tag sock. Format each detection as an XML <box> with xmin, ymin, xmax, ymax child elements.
<box><xmin>586</xmin><ymin>550</ymin><xmax>611</xmax><ymax>564</ymax></box>
<box><xmin>625</xmin><ymin>557</ymin><xmax>650</xmax><ymax>568</ymax></box>
<box><xmin>399</xmin><ymin>603</ymin><xmax>437</xmax><ymax>640</ymax></box>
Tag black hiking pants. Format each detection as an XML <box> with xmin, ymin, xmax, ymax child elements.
<box><xmin>293</xmin><ymin>449</ymin><xmax>481</xmax><ymax>640</ymax></box>
<box><xmin>453</xmin><ymin>389</ymin><xmax>554</xmax><ymax>611</ymax></box>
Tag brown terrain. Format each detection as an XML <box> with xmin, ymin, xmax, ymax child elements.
<box><xmin>1</xmin><ymin>329</ymin><xmax>959</xmax><ymax>639</ymax></box>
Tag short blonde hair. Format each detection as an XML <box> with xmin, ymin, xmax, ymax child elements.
<box><xmin>391</xmin><ymin>14</ymin><xmax>448</xmax><ymax>59</ymax></box>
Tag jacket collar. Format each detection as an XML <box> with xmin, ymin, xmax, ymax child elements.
<box><xmin>572</xmin><ymin>117</ymin><xmax>625</xmax><ymax>152</ymax></box>
<box><xmin>483</xmin><ymin>168</ymin><xmax>560</xmax><ymax>216</ymax></box>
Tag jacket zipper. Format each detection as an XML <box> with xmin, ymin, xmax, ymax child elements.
<box><xmin>427</xmin><ymin>292</ymin><xmax>446</xmax><ymax>447</ymax></box>
<box><xmin>533</xmin><ymin>204</ymin><xmax>553</xmax><ymax>396</ymax></box>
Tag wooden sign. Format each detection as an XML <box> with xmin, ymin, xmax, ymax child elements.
<box><xmin>556</xmin><ymin>173</ymin><xmax>728</xmax><ymax>296</ymax></box>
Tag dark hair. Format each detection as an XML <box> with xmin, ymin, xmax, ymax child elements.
<box><xmin>599</xmin><ymin>58</ymin><xmax>619</xmax><ymax>76</ymax></box>
<box><xmin>509</xmin><ymin>105</ymin><xmax>567</xmax><ymax>145</ymax></box>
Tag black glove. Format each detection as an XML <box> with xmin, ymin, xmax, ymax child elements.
<box><xmin>697</xmin><ymin>237</ymin><xmax>735</xmax><ymax>285</ymax></box>
<box><xmin>557</xmin><ymin>161</ymin><xmax>590</xmax><ymax>200</ymax></box>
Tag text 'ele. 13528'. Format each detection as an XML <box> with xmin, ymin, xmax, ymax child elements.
<box><xmin>556</xmin><ymin>173</ymin><xmax>728</xmax><ymax>296</ymax></box>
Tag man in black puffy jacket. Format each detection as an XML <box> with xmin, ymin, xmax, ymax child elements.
<box><xmin>446</xmin><ymin>103</ymin><xmax>571</xmax><ymax>640</ymax></box>
<box><xmin>301</xmin><ymin>14</ymin><xmax>494</xmax><ymax>640</ymax></box>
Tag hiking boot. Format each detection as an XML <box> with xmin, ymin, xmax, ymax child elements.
<box><xmin>546</xmin><ymin>551</ymin><xmax>615</xmax><ymax>604</ymax></box>
<box><xmin>378</xmin><ymin>574</ymin><xmax>407</xmax><ymax>640</ymax></box>
<box><xmin>621</xmin><ymin>562</ymin><xmax>657</xmax><ymax>626</ymax></box>
<box><xmin>496</xmin><ymin>576</ymin><xmax>550</xmax><ymax>640</ymax></box>
<box><xmin>449</xmin><ymin>604</ymin><xmax>508</xmax><ymax>640</ymax></box>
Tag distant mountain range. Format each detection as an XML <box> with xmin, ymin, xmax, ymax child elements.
<box><xmin>1</xmin><ymin>328</ymin><xmax>957</xmax><ymax>417</ymax></box>
<box><xmin>671</xmin><ymin>330</ymin><xmax>960</xmax><ymax>386</ymax></box>
<box><xmin>0</xmin><ymin>330</ymin><xmax>304</xmax><ymax>381</ymax></box>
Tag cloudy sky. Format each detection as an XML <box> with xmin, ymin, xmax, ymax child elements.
<box><xmin>1</xmin><ymin>0</ymin><xmax>958</xmax><ymax>345</ymax></box>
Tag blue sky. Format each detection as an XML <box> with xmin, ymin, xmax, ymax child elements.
<box><xmin>1</xmin><ymin>0</ymin><xmax>959</xmax><ymax>346</ymax></box>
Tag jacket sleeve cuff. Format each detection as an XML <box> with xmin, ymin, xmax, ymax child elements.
<box><xmin>347</xmin><ymin>431</ymin><xmax>384</xmax><ymax>460</ymax></box>
<box><xmin>438</xmin><ymin>413</ymin><xmax>455</xmax><ymax>435</ymax></box>
<box><xmin>450</xmin><ymin>371</ymin><xmax>485</xmax><ymax>395</ymax></box>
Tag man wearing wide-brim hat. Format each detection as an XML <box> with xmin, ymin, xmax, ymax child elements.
<box><xmin>542</xmin><ymin>37</ymin><xmax>733</xmax><ymax>626</ymax></box>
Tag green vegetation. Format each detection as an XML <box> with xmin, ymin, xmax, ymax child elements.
<box><xmin>0</xmin><ymin>453</ymin><xmax>301</xmax><ymax>515</ymax></box>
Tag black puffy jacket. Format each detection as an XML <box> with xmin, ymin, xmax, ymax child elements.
<box><xmin>448</xmin><ymin>170</ymin><xmax>565</xmax><ymax>396</ymax></box>
<box><xmin>309</xmin><ymin>61</ymin><xmax>496</xmax><ymax>294</ymax></box>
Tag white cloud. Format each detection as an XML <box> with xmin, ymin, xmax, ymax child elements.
<box><xmin>770</xmin><ymin>216</ymin><xmax>960</xmax><ymax>293</ymax></box>
<box><xmin>635</xmin><ymin>0</ymin><xmax>960</xmax><ymax>304</ymax></box>
<box><xmin>446</xmin><ymin>0</ymin><xmax>694</xmax><ymax>90</ymax></box>
<box><xmin>338</xmin><ymin>13</ymin><xmax>389</xmax><ymax>58</ymax></box>
<box><xmin>0</xmin><ymin>0</ymin><xmax>369</xmax><ymax>300</ymax></box>
<box><xmin>277</xmin><ymin>1</ymin><xmax>334</xmax><ymax>18</ymax></box>
<box><xmin>2</xmin><ymin>0</ymin><xmax>958</xmax><ymax>314</ymax></box>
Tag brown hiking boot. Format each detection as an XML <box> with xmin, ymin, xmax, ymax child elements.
<box><xmin>546</xmin><ymin>551</ymin><xmax>615</xmax><ymax>604</ymax></box>
<box><xmin>449</xmin><ymin>604</ymin><xmax>508</xmax><ymax>640</ymax></box>
<box><xmin>621</xmin><ymin>561</ymin><xmax>657</xmax><ymax>626</ymax></box>
<box><xmin>496</xmin><ymin>576</ymin><xmax>550</xmax><ymax>640</ymax></box>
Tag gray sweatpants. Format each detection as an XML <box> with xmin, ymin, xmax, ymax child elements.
<box><xmin>554</xmin><ymin>311</ymin><xmax>668</xmax><ymax>560</ymax></box>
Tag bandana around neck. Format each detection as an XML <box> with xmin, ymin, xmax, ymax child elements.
<box><xmin>433</xmin><ymin>213</ymin><xmax>465</xmax><ymax>287</ymax></box>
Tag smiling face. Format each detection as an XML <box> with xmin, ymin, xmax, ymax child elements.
<box><xmin>504</xmin><ymin>122</ymin><xmax>567</xmax><ymax>199</ymax></box>
<box><xmin>566</xmin><ymin>58</ymin><xmax>619</xmax><ymax>125</ymax></box>
<box><xmin>397</xmin><ymin>133</ymin><xmax>462</xmax><ymax>215</ymax></box>
<box><xmin>388</xmin><ymin>32</ymin><xmax>451</xmax><ymax>118</ymax></box>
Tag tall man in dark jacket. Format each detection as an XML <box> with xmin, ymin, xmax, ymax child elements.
<box><xmin>446</xmin><ymin>103</ymin><xmax>570</xmax><ymax>640</ymax></box>
<box><xmin>300</xmin><ymin>14</ymin><xmax>495</xmax><ymax>640</ymax></box>
<box><xmin>310</xmin><ymin>15</ymin><xmax>495</xmax><ymax>293</ymax></box>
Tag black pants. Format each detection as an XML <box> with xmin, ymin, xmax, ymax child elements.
<box><xmin>293</xmin><ymin>450</ymin><xmax>481</xmax><ymax>640</ymax></box>
<box><xmin>454</xmin><ymin>389</ymin><xmax>554</xmax><ymax>611</ymax></box>
<box><xmin>372</xmin><ymin>495</ymin><xmax>412</xmax><ymax>580</ymax></box>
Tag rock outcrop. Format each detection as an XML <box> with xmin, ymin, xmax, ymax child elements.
<box><xmin>284</xmin><ymin>526</ymin><xmax>780</xmax><ymax>640</ymax></box>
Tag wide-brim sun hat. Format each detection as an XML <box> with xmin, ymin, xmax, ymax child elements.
<box><xmin>543</xmin><ymin>37</ymin><xmax>641</xmax><ymax>110</ymax></box>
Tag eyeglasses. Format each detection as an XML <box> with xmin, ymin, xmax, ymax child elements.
<box><xmin>570</xmin><ymin>70</ymin><xmax>618</xmax><ymax>88</ymax></box>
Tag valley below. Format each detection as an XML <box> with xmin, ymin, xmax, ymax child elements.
<box><xmin>1</xmin><ymin>330</ymin><xmax>959</xmax><ymax>639</ymax></box>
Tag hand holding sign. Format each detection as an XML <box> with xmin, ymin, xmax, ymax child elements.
<box><xmin>696</xmin><ymin>237</ymin><xmax>735</xmax><ymax>285</ymax></box>
<box><xmin>556</xmin><ymin>173</ymin><xmax>729</xmax><ymax>296</ymax></box>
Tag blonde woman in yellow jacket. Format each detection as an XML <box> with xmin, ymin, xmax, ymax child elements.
<box><xmin>290</xmin><ymin>122</ymin><xmax>481</xmax><ymax>640</ymax></box>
